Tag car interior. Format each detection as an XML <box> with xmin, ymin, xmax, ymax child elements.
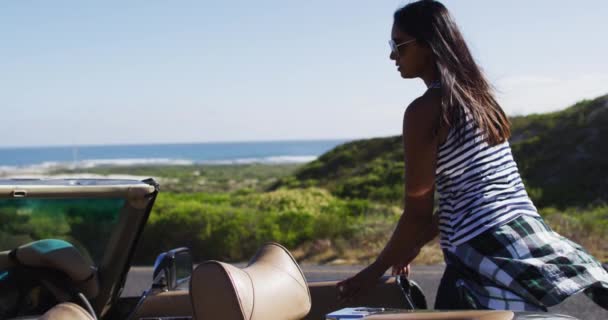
<box><xmin>0</xmin><ymin>179</ymin><xmax>568</xmax><ymax>320</ymax></box>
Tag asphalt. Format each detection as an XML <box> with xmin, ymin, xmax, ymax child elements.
<box><xmin>123</xmin><ymin>264</ymin><xmax>608</xmax><ymax>320</ymax></box>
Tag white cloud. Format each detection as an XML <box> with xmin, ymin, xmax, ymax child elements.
<box><xmin>494</xmin><ymin>74</ymin><xmax>608</xmax><ymax>116</ymax></box>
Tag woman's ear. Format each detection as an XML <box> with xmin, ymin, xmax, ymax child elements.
<box><xmin>420</xmin><ymin>42</ymin><xmax>433</xmax><ymax>57</ymax></box>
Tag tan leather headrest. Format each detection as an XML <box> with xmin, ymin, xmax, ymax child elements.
<box><xmin>190</xmin><ymin>242</ymin><xmax>311</xmax><ymax>320</ymax></box>
<box><xmin>40</xmin><ymin>302</ymin><xmax>95</xmax><ymax>320</ymax></box>
<box><xmin>0</xmin><ymin>239</ymin><xmax>98</xmax><ymax>298</ymax></box>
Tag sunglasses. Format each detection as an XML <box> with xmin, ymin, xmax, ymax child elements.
<box><xmin>389</xmin><ymin>38</ymin><xmax>417</xmax><ymax>57</ymax></box>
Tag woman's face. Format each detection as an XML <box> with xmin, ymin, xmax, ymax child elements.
<box><xmin>390</xmin><ymin>24</ymin><xmax>432</xmax><ymax>79</ymax></box>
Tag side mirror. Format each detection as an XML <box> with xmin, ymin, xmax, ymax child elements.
<box><xmin>152</xmin><ymin>247</ymin><xmax>192</xmax><ymax>291</ymax></box>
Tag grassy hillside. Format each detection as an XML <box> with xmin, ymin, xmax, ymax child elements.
<box><xmin>510</xmin><ymin>95</ymin><xmax>608</xmax><ymax>207</ymax></box>
<box><xmin>274</xmin><ymin>94</ymin><xmax>608</xmax><ymax>208</ymax></box>
<box><xmin>273</xmin><ymin>136</ymin><xmax>405</xmax><ymax>204</ymax></box>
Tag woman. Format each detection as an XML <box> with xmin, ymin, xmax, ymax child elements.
<box><xmin>337</xmin><ymin>0</ymin><xmax>608</xmax><ymax>311</ymax></box>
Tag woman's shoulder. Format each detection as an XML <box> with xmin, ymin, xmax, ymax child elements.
<box><xmin>405</xmin><ymin>90</ymin><xmax>441</xmax><ymax>121</ymax></box>
<box><xmin>404</xmin><ymin>90</ymin><xmax>450</xmax><ymax>145</ymax></box>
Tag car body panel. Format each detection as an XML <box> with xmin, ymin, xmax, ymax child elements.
<box><xmin>305</xmin><ymin>278</ymin><xmax>409</xmax><ymax>320</ymax></box>
<box><xmin>130</xmin><ymin>291</ymin><xmax>192</xmax><ymax>319</ymax></box>
<box><xmin>122</xmin><ymin>277</ymin><xmax>407</xmax><ymax>320</ymax></box>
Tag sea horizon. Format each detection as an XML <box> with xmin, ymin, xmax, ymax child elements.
<box><xmin>0</xmin><ymin>137</ymin><xmax>359</xmax><ymax>150</ymax></box>
<box><xmin>0</xmin><ymin>138</ymin><xmax>351</xmax><ymax>170</ymax></box>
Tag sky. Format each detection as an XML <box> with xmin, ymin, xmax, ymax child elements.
<box><xmin>1</xmin><ymin>0</ymin><xmax>607</xmax><ymax>147</ymax></box>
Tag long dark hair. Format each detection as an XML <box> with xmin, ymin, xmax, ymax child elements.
<box><xmin>394</xmin><ymin>0</ymin><xmax>510</xmax><ymax>145</ymax></box>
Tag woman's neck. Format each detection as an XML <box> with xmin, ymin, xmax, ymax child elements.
<box><xmin>421</xmin><ymin>65</ymin><xmax>440</xmax><ymax>88</ymax></box>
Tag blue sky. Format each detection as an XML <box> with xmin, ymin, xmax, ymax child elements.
<box><xmin>1</xmin><ymin>0</ymin><xmax>607</xmax><ymax>147</ymax></box>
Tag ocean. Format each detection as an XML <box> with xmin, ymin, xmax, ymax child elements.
<box><xmin>0</xmin><ymin>140</ymin><xmax>348</xmax><ymax>172</ymax></box>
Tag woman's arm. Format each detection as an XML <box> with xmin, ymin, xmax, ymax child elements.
<box><xmin>374</xmin><ymin>94</ymin><xmax>441</xmax><ymax>271</ymax></box>
<box><xmin>337</xmin><ymin>92</ymin><xmax>442</xmax><ymax>300</ymax></box>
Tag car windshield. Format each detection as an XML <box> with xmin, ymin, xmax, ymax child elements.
<box><xmin>0</xmin><ymin>198</ymin><xmax>126</xmax><ymax>266</ymax></box>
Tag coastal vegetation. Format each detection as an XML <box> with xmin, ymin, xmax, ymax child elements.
<box><xmin>12</xmin><ymin>94</ymin><xmax>608</xmax><ymax>264</ymax></box>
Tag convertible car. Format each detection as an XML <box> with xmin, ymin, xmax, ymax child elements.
<box><xmin>0</xmin><ymin>178</ymin><xmax>578</xmax><ymax>319</ymax></box>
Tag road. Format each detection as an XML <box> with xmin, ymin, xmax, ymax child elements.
<box><xmin>123</xmin><ymin>264</ymin><xmax>608</xmax><ymax>319</ymax></box>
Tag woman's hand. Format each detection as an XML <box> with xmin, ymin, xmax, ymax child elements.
<box><xmin>336</xmin><ymin>246</ymin><xmax>421</xmax><ymax>302</ymax></box>
<box><xmin>391</xmin><ymin>263</ymin><xmax>411</xmax><ymax>277</ymax></box>
<box><xmin>336</xmin><ymin>261</ymin><xmax>387</xmax><ymax>302</ymax></box>
<box><xmin>390</xmin><ymin>246</ymin><xmax>419</xmax><ymax>276</ymax></box>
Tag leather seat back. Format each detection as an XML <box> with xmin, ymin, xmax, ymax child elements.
<box><xmin>40</xmin><ymin>303</ymin><xmax>95</xmax><ymax>320</ymax></box>
<box><xmin>0</xmin><ymin>239</ymin><xmax>98</xmax><ymax>299</ymax></box>
<box><xmin>190</xmin><ymin>242</ymin><xmax>311</xmax><ymax>320</ymax></box>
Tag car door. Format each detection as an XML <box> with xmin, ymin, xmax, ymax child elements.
<box><xmin>305</xmin><ymin>276</ymin><xmax>410</xmax><ymax>320</ymax></box>
<box><xmin>117</xmin><ymin>276</ymin><xmax>408</xmax><ymax>320</ymax></box>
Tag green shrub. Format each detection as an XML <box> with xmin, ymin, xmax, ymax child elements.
<box><xmin>133</xmin><ymin>188</ymin><xmax>401</xmax><ymax>263</ymax></box>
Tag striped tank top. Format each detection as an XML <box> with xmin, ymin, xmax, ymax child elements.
<box><xmin>435</xmin><ymin>112</ymin><xmax>540</xmax><ymax>249</ymax></box>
